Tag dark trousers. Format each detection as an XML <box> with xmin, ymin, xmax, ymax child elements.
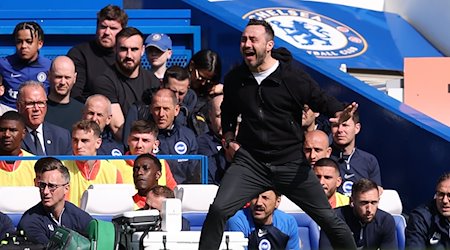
<box><xmin>198</xmin><ymin>148</ymin><xmax>356</xmax><ymax>250</ymax></box>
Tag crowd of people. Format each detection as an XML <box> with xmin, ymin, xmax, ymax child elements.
<box><xmin>0</xmin><ymin>4</ymin><xmax>449</xmax><ymax>249</ymax></box>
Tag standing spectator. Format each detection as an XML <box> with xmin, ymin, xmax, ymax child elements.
<box><xmin>406</xmin><ymin>172</ymin><xmax>450</xmax><ymax>249</ymax></box>
<box><xmin>0</xmin><ymin>21</ymin><xmax>51</xmax><ymax>109</ymax></box>
<box><xmin>45</xmin><ymin>56</ymin><xmax>83</xmax><ymax>131</ymax></box>
<box><xmin>197</xmin><ymin>93</ymin><xmax>229</xmax><ymax>184</ymax></box>
<box><xmin>67</xmin><ymin>5</ymin><xmax>128</xmax><ymax>103</ymax></box>
<box><xmin>151</xmin><ymin>88</ymin><xmax>199</xmax><ymax>184</ymax></box>
<box><xmin>92</xmin><ymin>27</ymin><xmax>160</xmax><ymax>140</ymax></box>
<box><xmin>64</xmin><ymin>120</ymin><xmax>122</xmax><ymax>206</ymax></box>
<box><xmin>18</xmin><ymin>157</ymin><xmax>92</xmax><ymax>245</ymax></box>
<box><xmin>198</xmin><ymin>19</ymin><xmax>358</xmax><ymax>249</ymax></box>
<box><xmin>0</xmin><ymin>111</ymin><xmax>36</xmax><ymax>186</ymax></box>
<box><xmin>145</xmin><ymin>33</ymin><xmax>172</xmax><ymax>81</ymax></box>
<box><xmin>113</xmin><ymin>120</ymin><xmax>177</xmax><ymax>188</ymax></box>
<box><xmin>82</xmin><ymin>94</ymin><xmax>124</xmax><ymax>156</ymax></box>
<box><xmin>226</xmin><ymin>189</ymin><xmax>300</xmax><ymax>250</ymax></box>
<box><xmin>319</xmin><ymin>179</ymin><xmax>397</xmax><ymax>250</ymax></box>
<box><xmin>313</xmin><ymin>158</ymin><xmax>349</xmax><ymax>208</ymax></box>
<box><xmin>331</xmin><ymin>110</ymin><xmax>382</xmax><ymax>196</ymax></box>
<box><xmin>17</xmin><ymin>81</ymin><xmax>72</xmax><ymax>156</ymax></box>
<box><xmin>303</xmin><ymin>130</ymin><xmax>332</xmax><ymax>167</ymax></box>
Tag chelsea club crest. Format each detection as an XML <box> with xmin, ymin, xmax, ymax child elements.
<box><xmin>243</xmin><ymin>8</ymin><xmax>367</xmax><ymax>59</ymax></box>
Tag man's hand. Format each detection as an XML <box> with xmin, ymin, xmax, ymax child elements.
<box><xmin>221</xmin><ymin>131</ymin><xmax>240</xmax><ymax>162</ymax></box>
<box><xmin>330</xmin><ymin>102</ymin><xmax>358</xmax><ymax>124</ymax></box>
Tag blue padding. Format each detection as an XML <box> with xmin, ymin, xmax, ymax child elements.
<box><xmin>393</xmin><ymin>214</ymin><xmax>406</xmax><ymax>250</ymax></box>
<box><xmin>182</xmin><ymin>212</ymin><xmax>207</xmax><ymax>231</ymax></box>
<box><xmin>6</xmin><ymin>213</ymin><xmax>22</xmax><ymax>228</ymax></box>
<box><xmin>92</xmin><ymin>215</ymin><xmax>113</xmax><ymax>222</ymax></box>
<box><xmin>289</xmin><ymin>213</ymin><xmax>320</xmax><ymax>250</ymax></box>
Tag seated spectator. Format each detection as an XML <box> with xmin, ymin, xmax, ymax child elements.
<box><xmin>0</xmin><ymin>21</ymin><xmax>51</xmax><ymax>109</ymax></box>
<box><xmin>145</xmin><ymin>33</ymin><xmax>172</xmax><ymax>82</ymax></box>
<box><xmin>319</xmin><ymin>178</ymin><xmax>397</xmax><ymax>249</ymax></box>
<box><xmin>331</xmin><ymin>110</ymin><xmax>382</xmax><ymax>196</ymax></box>
<box><xmin>151</xmin><ymin>89</ymin><xmax>199</xmax><ymax>184</ymax></box>
<box><xmin>64</xmin><ymin>120</ymin><xmax>122</xmax><ymax>206</ymax></box>
<box><xmin>67</xmin><ymin>4</ymin><xmax>128</xmax><ymax>103</ymax></box>
<box><xmin>18</xmin><ymin>157</ymin><xmax>92</xmax><ymax>245</ymax></box>
<box><xmin>0</xmin><ymin>111</ymin><xmax>36</xmax><ymax>186</ymax></box>
<box><xmin>226</xmin><ymin>189</ymin><xmax>300</xmax><ymax>250</ymax></box>
<box><xmin>406</xmin><ymin>172</ymin><xmax>450</xmax><ymax>248</ymax></box>
<box><xmin>197</xmin><ymin>93</ymin><xmax>229</xmax><ymax>184</ymax></box>
<box><xmin>45</xmin><ymin>56</ymin><xmax>83</xmax><ymax>131</ymax></box>
<box><xmin>0</xmin><ymin>212</ymin><xmax>15</xmax><ymax>240</ymax></box>
<box><xmin>122</xmin><ymin>65</ymin><xmax>196</xmax><ymax>142</ymax></box>
<box><xmin>186</xmin><ymin>49</ymin><xmax>222</xmax><ymax>136</ymax></box>
<box><xmin>113</xmin><ymin>120</ymin><xmax>176</xmax><ymax>188</ymax></box>
<box><xmin>313</xmin><ymin>158</ymin><xmax>349</xmax><ymax>208</ymax></box>
<box><xmin>301</xmin><ymin>104</ymin><xmax>332</xmax><ymax>136</ymax></box>
<box><xmin>132</xmin><ymin>154</ymin><xmax>162</xmax><ymax>209</ymax></box>
<box><xmin>303</xmin><ymin>130</ymin><xmax>332</xmax><ymax>167</ymax></box>
<box><xmin>82</xmin><ymin>94</ymin><xmax>124</xmax><ymax>156</ymax></box>
<box><xmin>18</xmin><ymin>81</ymin><xmax>72</xmax><ymax>156</ymax></box>
<box><xmin>144</xmin><ymin>185</ymin><xmax>190</xmax><ymax>231</ymax></box>
<box><xmin>92</xmin><ymin>27</ymin><xmax>160</xmax><ymax>140</ymax></box>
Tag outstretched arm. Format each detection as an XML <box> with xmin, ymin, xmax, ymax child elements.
<box><xmin>330</xmin><ymin>102</ymin><xmax>359</xmax><ymax>124</ymax></box>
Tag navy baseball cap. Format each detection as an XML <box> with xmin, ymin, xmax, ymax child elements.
<box><xmin>145</xmin><ymin>33</ymin><xmax>172</xmax><ymax>51</ymax></box>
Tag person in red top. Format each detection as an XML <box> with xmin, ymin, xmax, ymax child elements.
<box><xmin>132</xmin><ymin>153</ymin><xmax>163</xmax><ymax>208</ymax></box>
<box><xmin>64</xmin><ymin>119</ymin><xmax>123</xmax><ymax>206</ymax></box>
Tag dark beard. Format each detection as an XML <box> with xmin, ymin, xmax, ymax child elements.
<box><xmin>117</xmin><ymin>60</ymin><xmax>139</xmax><ymax>76</ymax></box>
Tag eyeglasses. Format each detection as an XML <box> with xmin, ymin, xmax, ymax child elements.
<box><xmin>193</xmin><ymin>69</ymin><xmax>213</xmax><ymax>85</ymax></box>
<box><xmin>435</xmin><ymin>191</ymin><xmax>450</xmax><ymax>200</ymax></box>
<box><xmin>37</xmin><ymin>181</ymin><xmax>68</xmax><ymax>192</ymax></box>
<box><xmin>22</xmin><ymin>101</ymin><xmax>47</xmax><ymax>109</ymax></box>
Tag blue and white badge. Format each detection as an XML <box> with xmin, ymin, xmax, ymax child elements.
<box><xmin>37</xmin><ymin>71</ymin><xmax>47</xmax><ymax>82</ymax></box>
<box><xmin>243</xmin><ymin>8</ymin><xmax>367</xmax><ymax>59</ymax></box>
<box><xmin>174</xmin><ymin>141</ymin><xmax>188</xmax><ymax>155</ymax></box>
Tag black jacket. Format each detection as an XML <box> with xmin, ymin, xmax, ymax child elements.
<box><xmin>221</xmin><ymin>48</ymin><xmax>344</xmax><ymax>164</ymax></box>
<box><xmin>406</xmin><ymin>200</ymin><xmax>450</xmax><ymax>249</ymax></box>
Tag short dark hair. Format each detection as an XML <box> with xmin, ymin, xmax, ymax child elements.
<box><xmin>149</xmin><ymin>185</ymin><xmax>174</xmax><ymax>198</ymax></box>
<box><xmin>0</xmin><ymin>111</ymin><xmax>25</xmax><ymax>127</ymax></box>
<box><xmin>162</xmin><ymin>65</ymin><xmax>190</xmax><ymax>86</ymax></box>
<box><xmin>13</xmin><ymin>21</ymin><xmax>44</xmax><ymax>41</ymax></box>
<box><xmin>34</xmin><ymin>157</ymin><xmax>70</xmax><ymax>183</ymax></box>
<box><xmin>72</xmin><ymin>120</ymin><xmax>102</xmax><ymax>138</ymax></box>
<box><xmin>314</xmin><ymin>158</ymin><xmax>340</xmax><ymax>174</ymax></box>
<box><xmin>134</xmin><ymin>153</ymin><xmax>162</xmax><ymax>172</ymax></box>
<box><xmin>436</xmin><ymin>172</ymin><xmax>450</xmax><ymax>190</ymax></box>
<box><xmin>189</xmin><ymin>49</ymin><xmax>222</xmax><ymax>83</ymax></box>
<box><xmin>246</xmin><ymin>19</ymin><xmax>275</xmax><ymax>41</ymax></box>
<box><xmin>351</xmin><ymin>178</ymin><xmax>378</xmax><ymax>198</ymax></box>
<box><xmin>130</xmin><ymin>120</ymin><xmax>159</xmax><ymax>137</ymax></box>
<box><xmin>115</xmin><ymin>27</ymin><xmax>143</xmax><ymax>45</ymax></box>
<box><xmin>97</xmin><ymin>4</ymin><xmax>128</xmax><ymax>28</ymax></box>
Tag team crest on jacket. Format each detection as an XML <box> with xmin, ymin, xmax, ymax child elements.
<box><xmin>242</xmin><ymin>8</ymin><xmax>367</xmax><ymax>59</ymax></box>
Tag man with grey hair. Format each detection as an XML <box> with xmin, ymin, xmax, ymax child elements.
<box><xmin>82</xmin><ymin>94</ymin><xmax>124</xmax><ymax>155</ymax></box>
<box><xmin>17</xmin><ymin>81</ymin><xmax>72</xmax><ymax>155</ymax></box>
<box><xmin>18</xmin><ymin>157</ymin><xmax>92</xmax><ymax>245</ymax></box>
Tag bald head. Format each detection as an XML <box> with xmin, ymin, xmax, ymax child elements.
<box><xmin>48</xmin><ymin>56</ymin><xmax>77</xmax><ymax>100</ymax></box>
<box><xmin>83</xmin><ymin>94</ymin><xmax>112</xmax><ymax>132</ymax></box>
<box><xmin>303</xmin><ymin>130</ymin><xmax>332</xmax><ymax>166</ymax></box>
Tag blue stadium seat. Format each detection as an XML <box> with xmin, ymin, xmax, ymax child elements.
<box><xmin>182</xmin><ymin>212</ymin><xmax>207</xmax><ymax>231</ymax></box>
<box><xmin>289</xmin><ymin>212</ymin><xmax>320</xmax><ymax>250</ymax></box>
<box><xmin>393</xmin><ymin>214</ymin><xmax>407</xmax><ymax>250</ymax></box>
